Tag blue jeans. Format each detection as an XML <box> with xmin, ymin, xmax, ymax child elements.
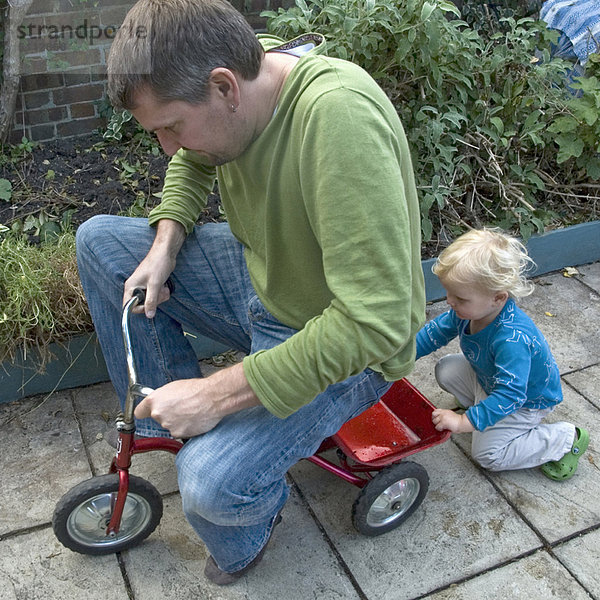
<box><xmin>76</xmin><ymin>216</ymin><xmax>392</xmax><ymax>573</ymax></box>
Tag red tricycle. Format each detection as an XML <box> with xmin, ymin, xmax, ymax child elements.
<box><xmin>52</xmin><ymin>290</ymin><xmax>450</xmax><ymax>554</ymax></box>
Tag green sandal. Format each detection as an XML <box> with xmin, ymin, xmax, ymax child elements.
<box><xmin>541</xmin><ymin>427</ymin><xmax>590</xmax><ymax>481</ymax></box>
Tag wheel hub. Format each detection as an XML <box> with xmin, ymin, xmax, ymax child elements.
<box><xmin>366</xmin><ymin>477</ymin><xmax>421</xmax><ymax>527</ymax></box>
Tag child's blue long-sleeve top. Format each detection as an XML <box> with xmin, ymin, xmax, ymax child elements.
<box><xmin>416</xmin><ymin>298</ymin><xmax>562</xmax><ymax>431</ymax></box>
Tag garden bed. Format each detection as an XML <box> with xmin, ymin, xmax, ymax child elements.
<box><xmin>0</xmin><ymin>133</ymin><xmax>223</xmax><ymax>242</ymax></box>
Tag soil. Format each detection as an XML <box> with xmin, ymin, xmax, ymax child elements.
<box><xmin>0</xmin><ymin>132</ymin><xmax>223</xmax><ymax>241</ymax></box>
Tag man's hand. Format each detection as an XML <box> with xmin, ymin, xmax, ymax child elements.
<box><xmin>431</xmin><ymin>408</ymin><xmax>475</xmax><ymax>434</ymax></box>
<box><xmin>135</xmin><ymin>378</ymin><xmax>223</xmax><ymax>437</ymax></box>
<box><xmin>123</xmin><ymin>219</ymin><xmax>186</xmax><ymax>318</ymax></box>
<box><xmin>134</xmin><ymin>362</ymin><xmax>261</xmax><ymax>438</ymax></box>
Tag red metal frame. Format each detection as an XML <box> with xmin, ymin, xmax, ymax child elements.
<box><xmin>104</xmin><ymin>378</ymin><xmax>449</xmax><ymax>534</ymax></box>
<box><xmin>106</xmin><ymin>434</ymin><xmax>183</xmax><ymax>536</ymax></box>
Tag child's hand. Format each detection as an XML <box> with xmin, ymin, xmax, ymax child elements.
<box><xmin>432</xmin><ymin>408</ymin><xmax>475</xmax><ymax>433</ymax></box>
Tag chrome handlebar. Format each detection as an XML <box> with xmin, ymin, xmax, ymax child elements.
<box><xmin>119</xmin><ymin>289</ymin><xmax>154</xmax><ymax>430</ymax></box>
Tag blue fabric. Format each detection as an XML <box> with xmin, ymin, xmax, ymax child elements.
<box><xmin>76</xmin><ymin>214</ymin><xmax>392</xmax><ymax>572</ymax></box>
<box><xmin>416</xmin><ymin>298</ymin><xmax>563</xmax><ymax>431</ymax></box>
<box><xmin>541</xmin><ymin>0</ymin><xmax>600</xmax><ymax>63</ymax></box>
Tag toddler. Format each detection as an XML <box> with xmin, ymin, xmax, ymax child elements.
<box><xmin>416</xmin><ymin>228</ymin><xmax>589</xmax><ymax>479</ymax></box>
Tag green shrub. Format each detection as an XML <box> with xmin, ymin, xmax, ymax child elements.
<box><xmin>263</xmin><ymin>0</ymin><xmax>598</xmax><ymax>242</ymax></box>
<box><xmin>547</xmin><ymin>55</ymin><xmax>600</xmax><ymax>177</ymax></box>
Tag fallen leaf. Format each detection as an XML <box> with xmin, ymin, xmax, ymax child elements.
<box><xmin>563</xmin><ymin>266</ymin><xmax>579</xmax><ymax>277</ymax></box>
<box><xmin>545</xmin><ymin>311</ymin><xmax>555</xmax><ymax>317</ymax></box>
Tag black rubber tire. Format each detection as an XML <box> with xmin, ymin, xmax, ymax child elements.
<box><xmin>352</xmin><ymin>461</ymin><xmax>429</xmax><ymax>536</ymax></box>
<box><xmin>52</xmin><ymin>473</ymin><xmax>163</xmax><ymax>555</ymax></box>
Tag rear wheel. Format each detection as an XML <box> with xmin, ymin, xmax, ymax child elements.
<box><xmin>352</xmin><ymin>461</ymin><xmax>429</xmax><ymax>536</ymax></box>
<box><xmin>52</xmin><ymin>474</ymin><xmax>163</xmax><ymax>555</ymax></box>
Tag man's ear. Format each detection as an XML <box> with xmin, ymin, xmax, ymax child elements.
<box><xmin>209</xmin><ymin>68</ymin><xmax>239</xmax><ymax>102</ymax></box>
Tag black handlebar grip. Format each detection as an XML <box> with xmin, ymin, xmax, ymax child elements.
<box><xmin>131</xmin><ymin>279</ymin><xmax>173</xmax><ymax>307</ymax></box>
<box><xmin>132</xmin><ymin>288</ymin><xmax>146</xmax><ymax>304</ymax></box>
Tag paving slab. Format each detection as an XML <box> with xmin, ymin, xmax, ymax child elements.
<box><xmin>290</xmin><ymin>442</ymin><xmax>541</xmax><ymax>600</ymax></box>
<box><xmin>520</xmin><ymin>273</ymin><xmax>600</xmax><ymax>373</ymax></box>
<box><xmin>451</xmin><ymin>382</ymin><xmax>600</xmax><ymax>544</ymax></box>
<box><xmin>424</xmin><ymin>549</ymin><xmax>594</xmax><ymax>599</ymax></box>
<box><xmin>0</xmin><ymin>391</ymin><xmax>92</xmax><ymax>536</ymax></box>
<box><xmin>574</xmin><ymin>261</ymin><xmax>600</xmax><ymax>292</ymax></box>
<box><xmin>564</xmin><ymin>364</ymin><xmax>600</xmax><ymax>410</ymax></box>
<box><xmin>122</xmin><ymin>491</ymin><xmax>361</xmax><ymax>599</ymax></box>
<box><xmin>553</xmin><ymin>528</ymin><xmax>600</xmax><ymax>600</ymax></box>
<box><xmin>0</xmin><ymin>527</ymin><xmax>128</xmax><ymax>600</ymax></box>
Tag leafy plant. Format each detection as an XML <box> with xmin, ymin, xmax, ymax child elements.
<box><xmin>20</xmin><ymin>210</ymin><xmax>63</xmax><ymax>242</ymax></box>
<box><xmin>99</xmin><ymin>108</ymin><xmax>161</xmax><ymax>157</ymax></box>
<box><xmin>103</xmin><ymin>109</ymin><xmax>134</xmax><ymax>142</ymax></box>
<box><xmin>547</xmin><ymin>55</ymin><xmax>600</xmax><ymax>178</ymax></box>
<box><xmin>263</xmin><ymin>0</ymin><xmax>598</xmax><ymax>242</ymax></box>
<box><xmin>0</xmin><ymin>177</ymin><xmax>11</xmax><ymax>201</ymax></box>
<box><xmin>45</xmin><ymin>51</ymin><xmax>71</xmax><ymax>72</ymax></box>
<box><xmin>1</xmin><ymin>136</ymin><xmax>37</xmax><ymax>165</ymax></box>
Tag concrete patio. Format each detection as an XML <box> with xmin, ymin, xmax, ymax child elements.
<box><xmin>1</xmin><ymin>261</ymin><xmax>598</xmax><ymax>600</ymax></box>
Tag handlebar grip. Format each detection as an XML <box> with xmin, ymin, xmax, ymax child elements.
<box><xmin>131</xmin><ymin>279</ymin><xmax>174</xmax><ymax>307</ymax></box>
<box><xmin>132</xmin><ymin>288</ymin><xmax>146</xmax><ymax>305</ymax></box>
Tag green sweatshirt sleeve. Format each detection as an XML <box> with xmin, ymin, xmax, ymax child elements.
<box><xmin>148</xmin><ymin>148</ymin><xmax>216</xmax><ymax>234</ymax></box>
<box><xmin>242</xmin><ymin>86</ymin><xmax>424</xmax><ymax>417</ymax></box>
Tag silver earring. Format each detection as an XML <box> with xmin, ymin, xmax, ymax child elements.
<box><xmin>231</xmin><ymin>104</ymin><xmax>237</xmax><ymax>113</ymax></box>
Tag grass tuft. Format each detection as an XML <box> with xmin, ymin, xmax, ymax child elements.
<box><xmin>0</xmin><ymin>233</ymin><xmax>92</xmax><ymax>367</ymax></box>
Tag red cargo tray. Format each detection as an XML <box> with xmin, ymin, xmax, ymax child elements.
<box><xmin>332</xmin><ymin>378</ymin><xmax>451</xmax><ymax>467</ymax></box>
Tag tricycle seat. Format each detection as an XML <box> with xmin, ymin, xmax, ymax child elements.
<box><xmin>332</xmin><ymin>378</ymin><xmax>451</xmax><ymax>467</ymax></box>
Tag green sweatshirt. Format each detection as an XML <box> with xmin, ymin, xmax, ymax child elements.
<box><xmin>148</xmin><ymin>35</ymin><xmax>425</xmax><ymax>418</ymax></box>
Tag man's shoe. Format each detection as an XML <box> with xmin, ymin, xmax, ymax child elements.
<box><xmin>204</xmin><ymin>512</ymin><xmax>282</xmax><ymax>585</ymax></box>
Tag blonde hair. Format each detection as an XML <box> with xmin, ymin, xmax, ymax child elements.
<box><xmin>433</xmin><ymin>228</ymin><xmax>536</xmax><ymax>299</ymax></box>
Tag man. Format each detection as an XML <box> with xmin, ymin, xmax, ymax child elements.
<box><xmin>76</xmin><ymin>0</ymin><xmax>424</xmax><ymax>584</ymax></box>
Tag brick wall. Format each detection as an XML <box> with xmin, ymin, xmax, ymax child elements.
<box><xmin>9</xmin><ymin>0</ymin><xmax>293</xmax><ymax>144</ymax></box>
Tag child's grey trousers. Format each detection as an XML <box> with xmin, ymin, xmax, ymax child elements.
<box><xmin>435</xmin><ymin>354</ymin><xmax>575</xmax><ymax>471</ymax></box>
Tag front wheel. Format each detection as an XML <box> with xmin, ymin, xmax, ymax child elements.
<box><xmin>352</xmin><ymin>461</ymin><xmax>429</xmax><ymax>536</ymax></box>
<box><xmin>52</xmin><ymin>474</ymin><xmax>163</xmax><ymax>555</ymax></box>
